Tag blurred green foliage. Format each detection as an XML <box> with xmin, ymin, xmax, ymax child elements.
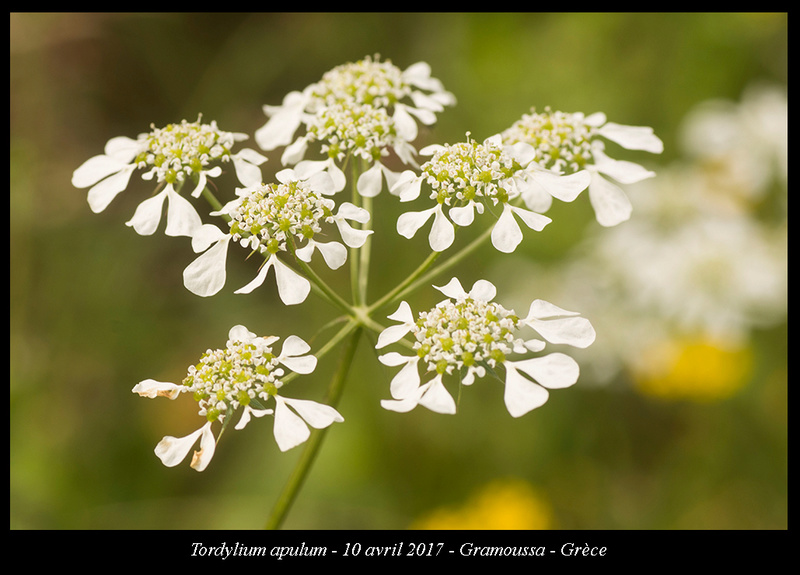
<box><xmin>10</xmin><ymin>12</ymin><xmax>787</xmax><ymax>529</ymax></box>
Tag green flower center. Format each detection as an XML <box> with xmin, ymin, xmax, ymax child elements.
<box><xmin>182</xmin><ymin>337</ymin><xmax>282</xmax><ymax>422</ymax></box>
<box><xmin>501</xmin><ymin>106</ymin><xmax>595</xmax><ymax>173</ymax></box>
<box><xmin>135</xmin><ymin>117</ymin><xmax>236</xmax><ymax>185</ymax></box>
<box><xmin>228</xmin><ymin>180</ymin><xmax>335</xmax><ymax>253</ymax></box>
<box><xmin>412</xmin><ymin>297</ymin><xmax>521</xmax><ymax>375</ymax></box>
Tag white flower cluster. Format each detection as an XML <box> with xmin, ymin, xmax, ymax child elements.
<box><xmin>183</xmin><ymin>169</ymin><xmax>372</xmax><ymax>303</ymax></box>
<box><xmin>72</xmin><ymin>117</ymin><xmax>267</xmax><ymax>237</ymax></box>
<box><xmin>376</xmin><ymin>278</ymin><xmax>596</xmax><ymax>417</ymax></box>
<box><xmin>502</xmin><ymin>106</ymin><xmax>596</xmax><ymax>173</ymax></box>
<box><xmin>132</xmin><ymin>325</ymin><xmax>343</xmax><ymax>470</ymax></box>
<box><xmin>255</xmin><ymin>55</ymin><xmax>456</xmax><ymax>198</ymax></box>
<box><xmin>393</xmin><ymin>134</ymin><xmax>555</xmax><ymax>253</ymax></box>
<box><xmin>306</xmin><ymin>102</ymin><xmax>401</xmax><ymax>165</ymax></box>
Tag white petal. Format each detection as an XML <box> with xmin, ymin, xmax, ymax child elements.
<box><xmin>381</xmin><ymin>392</ymin><xmax>424</xmax><ymax>413</ymax></box>
<box><xmin>397</xmin><ymin>206</ymin><xmax>436</xmax><ymax>239</ymax></box>
<box><xmin>391</xmin><ymin>170</ymin><xmax>423</xmax><ymax>201</ymax></box>
<box><xmin>191</xmin><ymin>223</ymin><xmax>227</xmax><ymax>253</ymax></box>
<box><xmin>84</xmin><ymin>164</ymin><xmax>137</xmax><ymax>213</ymax></box>
<box><xmin>510</xmin><ymin>353</ymin><xmax>580</xmax><ymax>390</ymax></box>
<box><xmin>588</xmin><ymin>172</ymin><xmax>633</xmax><ymax>227</ymax></box>
<box><xmin>335</xmin><ymin>219</ymin><xmax>373</xmax><ymax>248</ymax></box>
<box><xmin>378</xmin><ymin>351</ymin><xmax>412</xmax><ymax>367</ymax></box>
<box><xmin>388</xmin><ymin>357</ymin><xmax>422</xmax><ymax>399</ymax></box>
<box><xmin>449</xmin><ymin>203</ymin><xmax>476</xmax><ymax>226</ymax></box>
<box><xmin>103</xmin><ymin>135</ymin><xmax>141</xmax><ymax>162</ymax></box>
<box><xmin>271</xmin><ymin>256</ymin><xmax>311</xmax><ymax>305</ymax></box>
<box><xmin>131</xmin><ymin>379</ymin><xmax>184</xmax><ymax>400</ymax></box>
<box><xmin>165</xmin><ymin>187</ymin><xmax>202</xmax><ymax>237</ymax></box>
<box><xmin>503</xmin><ymin>363</ymin><xmax>549</xmax><ymax>418</ymax></box>
<box><xmin>468</xmin><ymin>279</ymin><xmax>497</xmax><ymax>302</ymax></box>
<box><xmin>280</xmin><ymin>136</ymin><xmax>309</xmax><ymax>166</ymax></box>
<box><xmin>281</xmin><ymin>396</ymin><xmax>344</xmax><ymax>429</ymax></box>
<box><xmin>376</xmin><ymin>323</ymin><xmax>413</xmax><ymax>350</ymax></box>
<box><xmin>418</xmin><ymin>374</ymin><xmax>457</xmax><ymax>414</ymax></box>
<box><xmin>189</xmin><ymin>170</ymin><xmax>209</xmax><ymax>198</ymax></box>
<box><xmin>593</xmin><ymin>147</ymin><xmax>655</xmax><ymax>184</ymax></box>
<box><xmin>506</xmin><ymin>141</ymin><xmax>536</xmax><ymax>166</ymax></box>
<box><xmin>356</xmin><ymin>162</ymin><xmax>385</xmax><ymax>197</ymax></box>
<box><xmin>314</xmin><ymin>240</ymin><xmax>347</xmax><ymax>270</ymax></box>
<box><xmin>234</xmin><ymin>405</ymin><xmax>273</xmax><ymax>430</ymax></box>
<box><xmin>429</xmin><ymin>205</ymin><xmax>455</xmax><ymax>252</ymax></box>
<box><xmin>525</xmin><ymin>317</ymin><xmax>596</xmax><ymax>348</ymax></box>
<box><xmin>491</xmin><ymin>203</ymin><xmax>523</xmax><ymax>253</ymax></box>
<box><xmin>272</xmin><ymin>396</ymin><xmax>311</xmax><ymax>451</ymax></box>
<box><xmin>232</xmin><ymin>150</ymin><xmax>267</xmax><ymax>187</ymax></box>
<box><xmin>228</xmin><ymin>324</ymin><xmax>257</xmax><ymax>343</ymax></box>
<box><xmin>235</xmin><ymin>262</ymin><xmax>270</xmax><ymax>295</ymax></box>
<box><xmin>125</xmin><ymin>189</ymin><xmax>167</xmax><ymax>236</ymax></box>
<box><xmin>278</xmin><ymin>336</ymin><xmax>317</xmax><ymax>374</ymax></box>
<box><xmin>597</xmin><ymin>122</ymin><xmax>664</xmax><ymax>153</ymax></box>
<box><xmin>326</xmin><ymin>162</ymin><xmax>347</xmax><ymax>192</ymax></box>
<box><xmin>528</xmin><ymin>169</ymin><xmax>591</xmax><ymax>203</ymax></box>
<box><xmin>393</xmin><ymin>104</ymin><xmax>419</xmax><ymax>142</ymax></box>
<box><xmin>183</xmin><ymin>235</ymin><xmax>230</xmax><ymax>297</ymax></box>
<box><xmin>190</xmin><ymin>421</ymin><xmax>217</xmax><ymax>471</ymax></box>
<box><xmin>524</xmin><ymin>339</ymin><xmax>546</xmax><ymax>352</ymax></box>
<box><xmin>254</xmin><ymin>91</ymin><xmax>306</xmax><ymax>151</ymax></box>
<box><xmin>279</xmin><ymin>334</ymin><xmax>311</xmax><ymax>357</ymax></box>
<box><xmin>306</xmin><ymin>170</ymin><xmax>337</xmax><ymax>196</ymax></box>
<box><xmin>154</xmin><ymin>421</ymin><xmax>214</xmax><ymax>469</ymax></box>
<box><xmin>526</xmin><ymin>299</ymin><xmax>580</xmax><ymax>319</ymax></box>
<box><xmin>433</xmin><ymin>277</ymin><xmax>468</xmax><ymax>300</ymax></box>
<box><xmin>402</xmin><ymin>61</ymin><xmax>439</xmax><ymax>91</ymax></box>
<box><xmin>510</xmin><ymin>205</ymin><xmax>551</xmax><ymax>232</ymax></box>
<box><xmin>72</xmin><ymin>154</ymin><xmax>128</xmax><ymax>189</ymax></box>
<box><xmin>401</xmin><ymin>102</ymin><xmax>437</xmax><ymax>126</ymax></box>
<box><xmin>294</xmin><ymin>240</ymin><xmax>316</xmax><ymax>263</ymax></box>
<box><xmin>584</xmin><ymin>112</ymin><xmax>606</xmax><ymax>127</ymax></box>
<box><xmin>387</xmin><ymin>300</ymin><xmax>415</xmax><ymax>324</ymax></box>
<box><xmin>336</xmin><ymin>202</ymin><xmax>371</xmax><ymax>224</ymax></box>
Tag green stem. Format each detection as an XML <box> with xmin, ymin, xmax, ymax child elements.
<box><xmin>398</xmin><ymin>225</ymin><xmax>494</xmax><ymax>303</ymax></box>
<box><xmin>291</xmin><ymin>244</ymin><xmax>355</xmax><ymax>317</ymax></box>
<box><xmin>357</xmin><ymin>192</ymin><xmax>373</xmax><ymax>305</ymax></box>
<box><xmin>367</xmin><ymin>250</ymin><xmax>441</xmax><ymax>314</ymax></box>
<box><xmin>265</xmin><ymin>324</ymin><xmax>362</xmax><ymax>530</ymax></box>
<box><xmin>349</xmin><ymin>158</ymin><xmax>363</xmax><ymax>306</ymax></box>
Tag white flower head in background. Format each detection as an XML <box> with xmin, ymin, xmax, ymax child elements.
<box><xmin>375</xmin><ymin>278</ymin><xmax>595</xmax><ymax>417</ymax></box>
<box><xmin>132</xmin><ymin>324</ymin><xmax>343</xmax><ymax>470</ymax></box>
<box><xmin>183</xmin><ymin>168</ymin><xmax>372</xmax><ymax>304</ymax></box>
<box><xmin>255</xmin><ymin>54</ymin><xmax>456</xmax><ymax>196</ymax></box>
<box><xmin>501</xmin><ymin>106</ymin><xmax>663</xmax><ymax>227</ymax></box>
<box><xmin>392</xmin><ymin>133</ymin><xmax>554</xmax><ymax>253</ymax></box>
<box><xmin>71</xmin><ymin>116</ymin><xmax>267</xmax><ymax>237</ymax></box>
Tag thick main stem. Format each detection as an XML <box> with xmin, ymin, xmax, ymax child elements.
<box><xmin>265</xmin><ymin>324</ymin><xmax>362</xmax><ymax>530</ymax></box>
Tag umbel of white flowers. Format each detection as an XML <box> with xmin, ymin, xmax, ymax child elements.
<box><xmin>375</xmin><ymin>278</ymin><xmax>596</xmax><ymax>417</ymax></box>
<box><xmin>182</xmin><ymin>168</ymin><xmax>372</xmax><ymax>304</ymax></box>
<box><xmin>71</xmin><ymin>116</ymin><xmax>267</xmax><ymax>237</ymax></box>
<box><xmin>132</xmin><ymin>325</ymin><xmax>343</xmax><ymax>471</ymax></box>
<box><xmin>254</xmin><ymin>54</ymin><xmax>456</xmax><ymax>198</ymax></box>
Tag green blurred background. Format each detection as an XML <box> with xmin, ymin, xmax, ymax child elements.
<box><xmin>10</xmin><ymin>12</ymin><xmax>787</xmax><ymax>530</ymax></box>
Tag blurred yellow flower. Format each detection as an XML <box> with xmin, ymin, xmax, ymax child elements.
<box><xmin>633</xmin><ymin>336</ymin><xmax>753</xmax><ymax>402</ymax></box>
<box><xmin>411</xmin><ymin>478</ymin><xmax>552</xmax><ymax>530</ymax></box>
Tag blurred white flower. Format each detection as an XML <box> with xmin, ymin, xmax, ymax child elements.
<box><xmin>375</xmin><ymin>278</ymin><xmax>594</xmax><ymax>417</ymax></box>
<box><xmin>132</xmin><ymin>324</ymin><xmax>343</xmax><ymax>469</ymax></box>
<box><xmin>71</xmin><ymin>117</ymin><xmax>267</xmax><ymax>237</ymax></box>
